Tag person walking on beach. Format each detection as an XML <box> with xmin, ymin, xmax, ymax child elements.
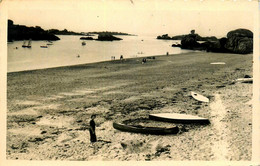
<box><xmin>89</xmin><ymin>114</ymin><xmax>97</xmax><ymax>143</ymax></box>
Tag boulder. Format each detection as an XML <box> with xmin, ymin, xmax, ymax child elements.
<box><xmin>202</xmin><ymin>37</ymin><xmax>228</xmax><ymax>53</ymax></box>
<box><xmin>225</xmin><ymin>29</ymin><xmax>253</xmax><ymax>54</ymax></box>
<box><xmin>181</xmin><ymin>34</ymin><xmax>201</xmax><ymax>49</ymax></box>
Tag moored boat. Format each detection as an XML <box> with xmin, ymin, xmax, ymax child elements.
<box><xmin>22</xmin><ymin>40</ymin><xmax>32</xmax><ymax>48</ymax></box>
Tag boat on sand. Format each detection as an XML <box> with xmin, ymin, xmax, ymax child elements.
<box><xmin>235</xmin><ymin>78</ymin><xmax>253</xmax><ymax>83</ymax></box>
<box><xmin>113</xmin><ymin>122</ymin><xmax>179</xmax><ymax>135</ymax></box>
<box><xmin>191</xmin><ymin>91</ymin><xmax>209</xmax><ymax>102</ymax></box>
<box><xmin>149</xmin><ymin>113</ymin><xmax>210</xmax><ymax>124</ymax></box>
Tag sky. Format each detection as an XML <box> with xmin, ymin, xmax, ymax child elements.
<box><xmin>6</xmin><ymin>0</ymin><xmax>257</xmax><ymax>37</ymax></box>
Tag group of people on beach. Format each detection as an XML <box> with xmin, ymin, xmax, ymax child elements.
<box><xmin>111</xmin><ymin>55</ymin><xmax>124</xmax><ymax>61</ymax></box>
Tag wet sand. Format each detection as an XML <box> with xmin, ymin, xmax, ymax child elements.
<box><xmin>6</xmin><ymin>52</ymin><xmax>252</xmax><ymax>160</ymax></box>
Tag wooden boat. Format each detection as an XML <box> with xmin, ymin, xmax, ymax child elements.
<box><xmin>113</xmin><ymin>122</ymin><xmax>179</xmax><ymax>135</ymax></box>
<box><xmin>149</xmin><ymin>113</ymin><xmax>210</xmax><ymax>124</ymax></box>
<box><xmin>191</xmin><ymin>91</ymin><xmax>209</xmax><ymax>102</ymax></box>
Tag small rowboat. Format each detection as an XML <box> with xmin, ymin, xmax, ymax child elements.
<box><xmin>113</xmin><ymin>122</ymin><xmax>179</xmax><ymax>135</ymax></box>
<box><xmin>235</xmin><ymin>78</ymin><xmax>253</xmax><ymax>83</ymax></box>
<box><xmin>149</xmin><ymin>113</ymin><xmax>210</xmax><ymax>124</ymax></box>
<box><xmin>191</xmin><ymin>91</ymin><xmax>209</xmax><ymax>103</ymax></box>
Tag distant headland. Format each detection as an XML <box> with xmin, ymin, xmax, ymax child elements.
<box><xmin>8</xmin><ymin>19</ymin><xmax>134</xmax><ymax>42</ymax></box>
<box><xmin>8</xmin><ymin>20</ymin><xmax>60</xmax><ymax>42</ymax></box>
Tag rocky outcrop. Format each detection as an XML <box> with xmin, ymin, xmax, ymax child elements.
<box><xmin>181</xmin><ymin>34</ymin><xmax>201</xmax><ymax>49</ymax></box>
<box><xmin>80</xmin><ymin>37</ymin><xmax>94</xmax><ymax>40</ymax></box>
<box><xmin>175</xmin><ymin>29</ymin><xmax>253</xmax><ymax>54</ymax></box>
<box><xmin>224</xmin><ymin>29</ymin><xmax>253</xmax><ymax>54</ymax></box>
<box><xmin>8</xmin><ymin>20</ymin><xmax>60</xmax><ymax>41</ymax></box>
<box><xmin>96</xmin><ymin>33</ymin><xmax>122</xmax><ymax>41</ymax></box>
<box><xmin>158</xmin><ymin>31</ymin><xmax>217</xmax><ymax>41</ymax></box>
<box><xmin>157</xmin><ymin>34</ymin><xmax>171</xmax><ymax>40</ymax></box>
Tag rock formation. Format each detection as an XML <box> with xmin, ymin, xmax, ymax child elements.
<box><xmin>174</xmin><ymin>29</ymin><xmax>253</xmax><ymax>54</ymax></box>
<box><xmin>8</xmin><ymin>20</ymin><xmax>60</xmax><ymax>41</ymax></box>
<box><xmin>96</xmin><ymin>33</ymin><xmax>122</xmax><ymax>41</ymax></box>
<box><xmin>224</xmin><ymin>29</ymin><xmax>253</xmax><ymax>54</ymax></box>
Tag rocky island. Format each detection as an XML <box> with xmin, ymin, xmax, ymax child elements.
<box><xmin>169</xmin><ymin>29</ymin><xmax>253</xmax><ymax>54</ymax></box>
<box><xmin>79</xmin><ymin>33</ymin><xmax>123</xmax><ymax>41</ymax></box>
<box><xmin>8</xmin><ymin>20</ymin><xmax>60</xmax><ymax>42</ymax></box>
<box><xmin>157</xmin><ymin>32</ymin><xmax>218</xmax><ymax>41</ymax></box>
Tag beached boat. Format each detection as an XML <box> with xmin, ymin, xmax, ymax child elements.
<box><xmin>40</xmin><ymin>46</ymin><xmax>48</xmax><ymax>48</ymax></box>
<box><xmin>235</xmin><ymin>78</ymin><xmax>253</xmax><ymax>83</ymax></box>
<box><xmin>149</xmin><ymin>113</ymin><xmax>210</xmax><ymax>124</ymax></box>
<box><xmin>191</xmin><ymin>91</ymin><xmax>209</xmax><ymax>102</ymax></box>
<box><xmin>210</xmin><ymin>62</ymin><xmax>226</xmax><ymax>65</ymax></box>
<box><xmin>22</xmin><ymin>40</ymin><xmax>32</xmax><ymax>48</ymax></box>
<box><xmin>113</xmin><ymin>122</ymin><xmax>179</xmax><ymax>135</ymax></box>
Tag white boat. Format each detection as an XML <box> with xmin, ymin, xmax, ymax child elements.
<box><xmin>235</xmin><ymin>78</ymin><xmax>253</xmax><ymax>83</ymax></box>
<box><xmin>191</xmin><ymin>91</ymin><xmax>209</xmax><ymax>102</ymax></box>
<box><xmin>210</xmin><ymin>62</ymin><xmax>225</xmax><ymax>65</ymax></box>
<box><xmin>149</xmin><ymin>113</ymin><xmax>210</xmax><ymax>124</ymax></box>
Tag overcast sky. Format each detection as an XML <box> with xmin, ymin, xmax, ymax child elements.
<box><xmin>6</xmin><ymin>0</ymin><xmax>256</xmax><ymax>37</ymax></box>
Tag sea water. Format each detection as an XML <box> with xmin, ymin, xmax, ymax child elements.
<box><xmin>7</xmin><ymin>35</ymin><xmax>190</xmax><ymax>72</ymax></box>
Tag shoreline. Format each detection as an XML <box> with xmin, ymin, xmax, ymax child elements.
<box><xmin>7</xmin><ymin>52</ymin><xmax>253</xmax><ymax>160</ymax></box>
<box><xmin>7</xmin><ymin>51</ymin><xmax>190</xmax><ymax>74</ymax></box>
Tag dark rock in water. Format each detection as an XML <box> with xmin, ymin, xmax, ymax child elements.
<box><xmin>96</xmin><ymin>33</ymin><xmax>122</xmax><ymax>41</ymax></box>
<box><xmin>80</xmin><ymin>37</ymin><xmax>94</xmax><ymax>40</ymax></box>
<box><xmin>157</xmin><ymin>34</ymin><xmax>171</xmax><ymax>40</ymax></box>
<box><xmin>225</xmin><ymin>29</ymin><xmax>253</xmax><ymax>54</ymax></box>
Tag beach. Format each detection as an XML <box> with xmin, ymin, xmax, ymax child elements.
<box><xmin>6</xmin><ymin>52</ymin><xmax>252</xmax><ymax>161</ymax></box>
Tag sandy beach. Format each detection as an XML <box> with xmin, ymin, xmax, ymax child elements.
<box><xmin>6</xmin><ymin>52</ymin><xmax>252</xmax><ymax>161</ymax></box>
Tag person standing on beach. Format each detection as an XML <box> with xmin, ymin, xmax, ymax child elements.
<box><xmin>89</xmin><ymin>115</ymin><xmax>97</xmax><ymax>143</ymax></box>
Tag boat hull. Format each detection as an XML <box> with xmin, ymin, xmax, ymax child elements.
<box><xmin>113</xmin><ymin>122</ymin><xmax>179</xmax><ymax>135</ymax></box>
<box><xmin>149</xmin><ymin>113</ymin><xmax>210</xmax><ymax>124</ymax></box>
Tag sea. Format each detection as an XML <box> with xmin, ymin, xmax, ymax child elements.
<box><xmin>7</xmin><ymin>35</ymin><xmax>191</xmax><ymax>73</ymax></box>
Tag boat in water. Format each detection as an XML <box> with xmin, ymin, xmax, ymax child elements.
<box><xmin>22</xmin><ymin>40</ymin><xmax>32</xmax><ymax>48</ymax></box>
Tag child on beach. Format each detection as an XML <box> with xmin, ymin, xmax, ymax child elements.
<box><xmin>89</xmin><ymin>114</ymin><xmax>97</xmax><ymax>143</ymax></box>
